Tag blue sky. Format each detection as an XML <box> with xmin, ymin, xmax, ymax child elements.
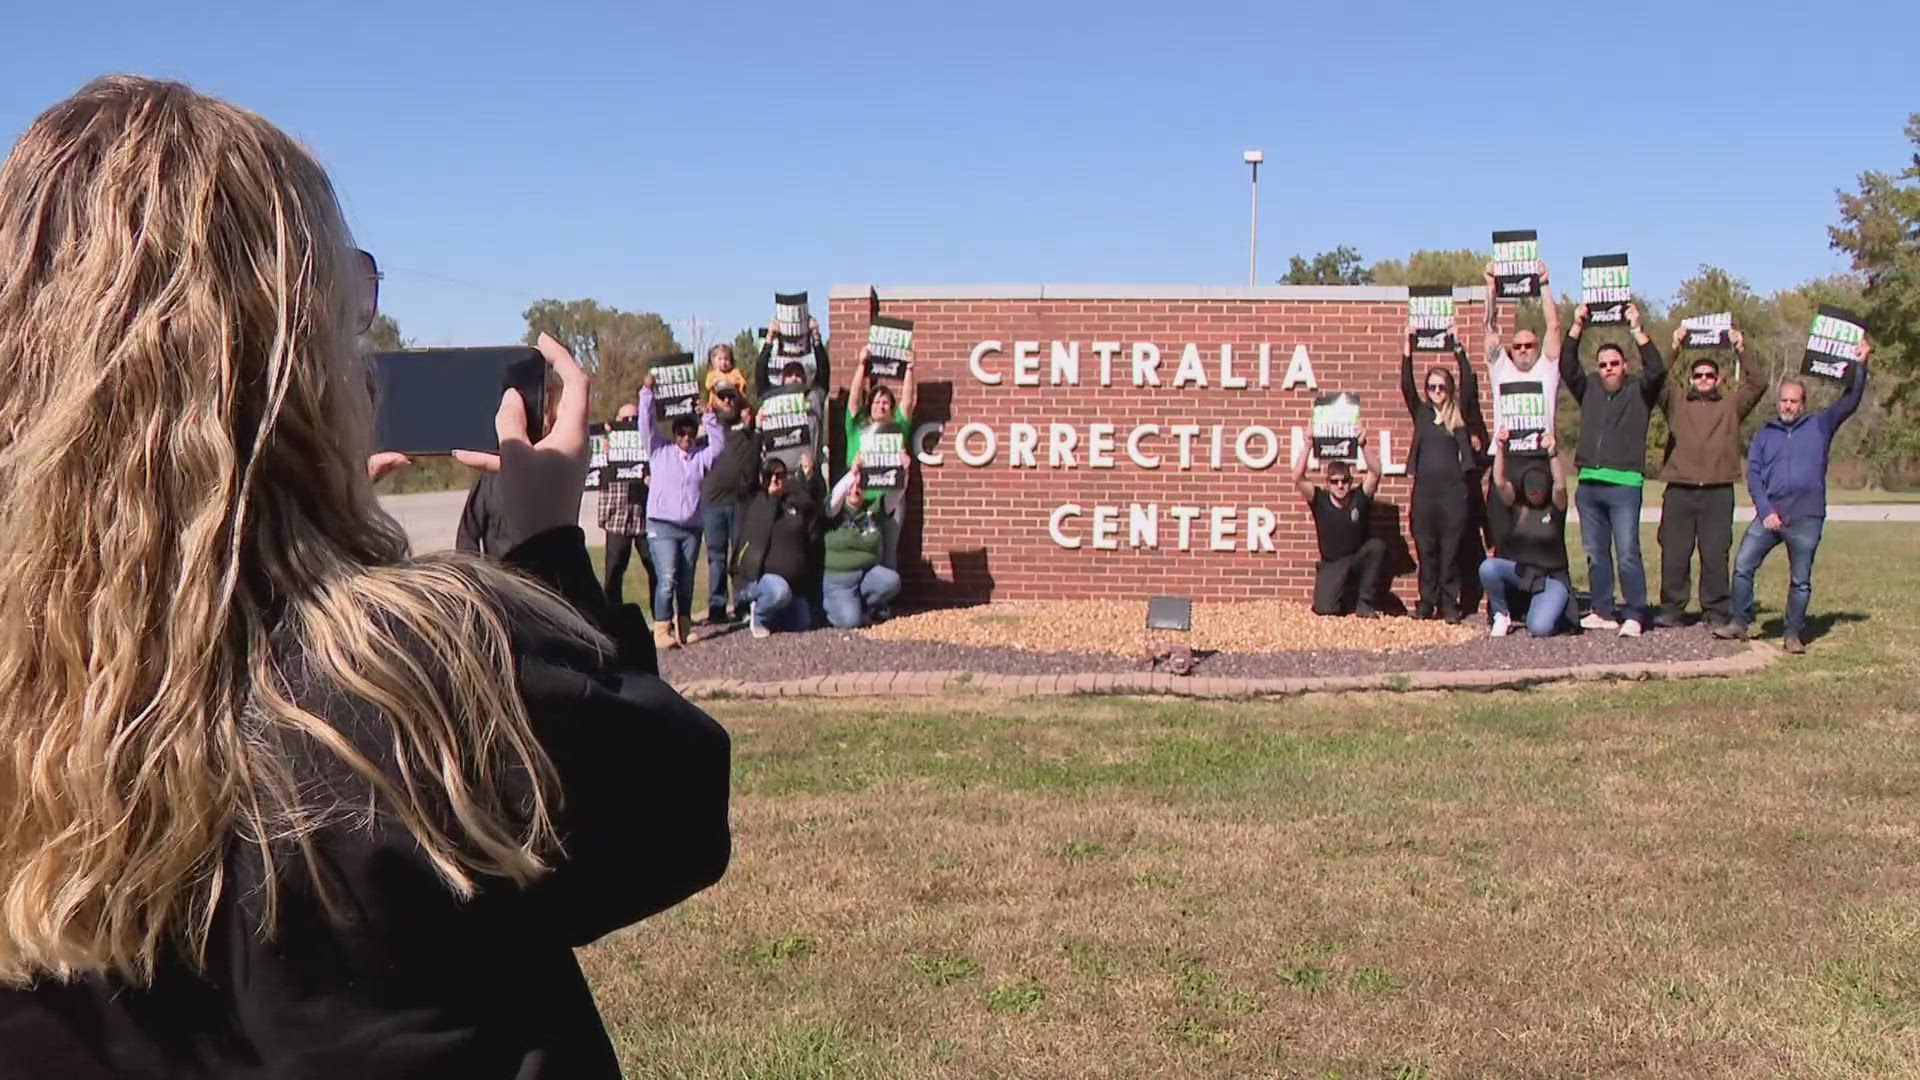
<box><xmin>5</xmin><ymin>0</ymin><xmax>1915</xmax><ymax>351</ymax></box>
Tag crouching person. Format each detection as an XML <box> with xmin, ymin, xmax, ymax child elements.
<box><xmin>1291</xmin><ymin>436</ymin><xmax>1385</xmax><ymax>617</ymax></box>
<box><xmin>1479</xmin><ymin>430</ymin><xmax>1572</xmax><ymax>637</ymax></box>
<box><xmin>737</xmin><ymin>453</ymin><xmax>822</xmax><ymax>638</ymax></box>
<box><xmin>823</xmin><ymin>455</ymin><xmax>904</xmax><ymax>628</ymax></box>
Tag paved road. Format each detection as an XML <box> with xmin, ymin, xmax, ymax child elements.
<box><xmin>378</xmin><ymin>490</ymin><xmax>1920</xmax><ymax>554</ymax></box>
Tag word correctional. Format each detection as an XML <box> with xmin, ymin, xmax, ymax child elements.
<box><xmin>929</xmin><ymin>420</ymin><xmax>1407</xmax><ymax>475</ymax></box>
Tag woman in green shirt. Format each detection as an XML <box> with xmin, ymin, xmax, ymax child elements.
<box><xmin>822</xmin><ymin>459</ymin><xmax>904</xmax><ymax>628</ymax></box>
<box><xmin>846</xmin><ymin>346</ymin><xmax>918</xmax><ymax>575</ymax></box>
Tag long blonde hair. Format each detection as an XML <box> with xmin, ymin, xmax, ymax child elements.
<box><xmin>0</xmin><ymin>76</ymin><xmax>600</xmax><ymax>985</ymax></box>
<box><xmin>1425</xmin><ymin>366</ymin><xmax>1463</xmax><ymax>432</ymax></box>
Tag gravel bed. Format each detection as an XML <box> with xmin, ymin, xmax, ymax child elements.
<box><xmin>657</xmin><ymin>618</ymin><xmax>1745</xmax><ymax>685</ymax></box>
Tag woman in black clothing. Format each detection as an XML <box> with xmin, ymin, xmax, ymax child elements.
<box><xmin>1398</xmin><ymin>330</ymin><xmax>1482</xmax><ymax>622</ymax></box>
<box><xmin>0</xmin><ymin>77</ymin><xmax>729</xmax><ymax>1078</ymax></box>
<box><xmin>1478</xmin><ymin>430</ymin><xmax>1572</xmax><ymax>637</ymax></box>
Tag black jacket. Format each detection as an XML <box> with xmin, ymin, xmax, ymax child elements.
<box><xmin>1399</xmin><ymin>343</ymin><xmax>1482</xmax><ymax>485</ymax></box>
<box><xmin>1561</xmin><ymin>334</ymin><xmax>1667</xmax><ymax>474</ymax></box>
<box><xmin>455</xmin><ymin>473</ymin><xmax>511</xmax><ymax>556</ymax></box>
<box><xmin>735</xmin><ymin>469</ymin><xmax>824</xmax><ymax>586</ymax></box>
<box><xmin>0</xmin><ymin>527</ymin><xmax>731</xmax><ymax>1078</ymax></box>
<box><xmin>754</xmin><ymin>334</ymin><xmax>832</xmax><ymax>398</ymax></box>
<box><xmin>701</xmin><ymin>418</ymin><xmax>762</xmax><ymax>506</ymax></box>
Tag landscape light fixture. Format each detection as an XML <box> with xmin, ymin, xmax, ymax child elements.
<box><xmin>1144</xmin><ymin>596</ymin><xmax>1195</xmax><ymax>676</ymax></box>
<box><xmin>1243</xmin><ymin>150</ymin><xmax>1264</xmax><ymax>286</ymax></box>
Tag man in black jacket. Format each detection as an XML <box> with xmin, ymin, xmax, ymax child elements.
<box><xmin>734</xmin><ymin>453</ymin><xmax>824</xmax><ymax>636</ymax></box>
<box><xmin>699</xmin><ymin>387</ymin><xmax>757</xmax><ymax>624</ymax></box>
<box><xmin>1561</xmin><ymin>301</ymin><xmax>1667</xmax><ymax>637</ymax></box>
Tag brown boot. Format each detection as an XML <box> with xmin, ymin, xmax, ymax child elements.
<box><xmin>677</xmin><ymin>613</ymin><xmax>700</xmax><ymax>645</ymax></box>
<box><xmin>653</xmin><ymin>621</ymin><xmax>677</xmax><ymax>650</ymax></box>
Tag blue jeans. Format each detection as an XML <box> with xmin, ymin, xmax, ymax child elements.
<box><xmin>645</xmin><ymin>518</ymin><xmax>701</xmax><ymax>622</ymax></box>
<box><xmin>701</xmin><ymin>501</ymin><xmax>740</xmax><ymax>617</ymax></box>
<box><xmin>1730</xmin><ymin>516</ymin><xmax>1824</xmax><ymax>637</ymax></box>
<box><xmin>1576</xmin><ymin>480</ymin><xmax>1646</xmax><ymax>621</ymax></box>
<box><xmin>746</xmin><ymin>574</ymin><xmax>812</xmax><ymax>631</ymax></box>
<box><xmin>1478</xmin><ymin>558</ymin><xmax>1571</xmax><ymax>638</ymax></box>
<box><xmin>822</xmin><ymin>566</ymin><xmax>903</xmax><ymax>628</ymax></box>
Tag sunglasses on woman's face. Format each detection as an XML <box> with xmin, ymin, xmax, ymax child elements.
<box><xmin>1427</xmin><ymin>382</ymin><xmax>1448</xmax><ymax>392</ymax></box>
<box><xmin>354</xmin><ymin>249</ymin><xmax>382</xmax><ymax>335</ymax></box>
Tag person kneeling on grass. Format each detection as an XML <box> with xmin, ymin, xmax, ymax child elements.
<box><xmin>1290</xmin><ymin>436</ymin><xmax>1385</xmax><ymax>617</ymax></box>
<box><xmin>822</xmin><ymin>456</ymin><xmax>904</xmax><ymax>629</ymax></box>
<box><xmin>736</xmin><ymin>453</ymin><xmax>823</xmax><ymax>638</ymax></box>
<box><xmin>1479</xmin><ymin>430</ymin><xmax>1572</xmax><ymax>638</ymax></box>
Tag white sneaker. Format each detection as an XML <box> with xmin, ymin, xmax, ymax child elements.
<box><xmin>1490</xmin><ymin>613</ymin><xmax>1512</xmax><ymax>638</ymax></box>
<box><xmin>1580</xmin><ymin>612</ymin><xmax>1620</xmax><ymax>631</ymax></box>
<box><xmin>1618</xmin><ymin>618</ymin><xmax>1643</xmax><ymax>638</ymax></box>
<box><xmin>749</xmin><ymin>602</ymin><xmax>770</xmax><ymax>639</ymax></box>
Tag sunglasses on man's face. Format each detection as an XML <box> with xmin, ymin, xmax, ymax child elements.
<box><xmin>1329</xmin><ymin>477</ymin><xmax>1353</xmax><ymax>486</ymax></box>
<box><xmin>354</xmin><ymin>249</ymin><xmax>381</xmax><ymax>335</ymax></box>
<box><xmin>1511</xmin><ymin>341</ymin><xmax>1538</xmax><ymax>351</ymax></box>
<box><xmin>1692</xmin><ymin>370</ymin><xmax>1719</xmax><ymax>381</ymax></box>
<box><xmin>1599</xmin><ymin>361</ymin><xmax>1625</xmax><ymax>371</ymax></box>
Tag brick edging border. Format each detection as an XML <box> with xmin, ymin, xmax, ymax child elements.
<box><xmin>676</xmin><ymin>642</ymin><xmax>1778</xmax><ymax>701</ymax></box>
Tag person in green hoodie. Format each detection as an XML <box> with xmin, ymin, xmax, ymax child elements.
<box><xmin>822</xmin><ymin>454</ymin><xmax>904</xmax><ymax>628</ymax></box>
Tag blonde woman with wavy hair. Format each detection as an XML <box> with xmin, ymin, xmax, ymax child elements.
<box><xmin>0</xmin><ymin>76</ymin><xmax>731</xmax><ymax>1078</ymax></box>
<box><xmin>1397</xmin><ymin>325</ymin><xmax>1483</xmax><ymax>623</ymax></box>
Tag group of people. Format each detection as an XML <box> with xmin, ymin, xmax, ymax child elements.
<box><xmin>545</xmin><ymin>328</ymin><xmax>920</xmax><ymax>649</ymax></box>
<box><xmin>1300</xmin><ymin>260</ymin><xmax>1870</xmax><ymax>653</ymax></box>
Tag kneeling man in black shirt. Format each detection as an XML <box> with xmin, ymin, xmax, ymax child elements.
<box><xmin>1291</xmin><ymin>437</ymin><xmax>1385</xmax><ymax>618</ymax></box>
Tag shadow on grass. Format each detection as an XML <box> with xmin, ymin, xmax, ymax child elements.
<box><xmin>1757</xmin><ymin>610</ymin><xmax>1869</xmax><ymax>643</ymax></box>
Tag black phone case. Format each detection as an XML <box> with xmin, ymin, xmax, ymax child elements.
<box><xmin>371</xmin><ymin>347</ymin><xmax>549</xmax><ymax>455</ymax></box>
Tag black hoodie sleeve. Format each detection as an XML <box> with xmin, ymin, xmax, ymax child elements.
<box><xmin>1559</xmin><ymin>333</ymin><xmax>1588</xmax><ymax>401</ymax></box>
<box><xmin>1637</xmin><ymin>338</ymin><xmax>1668</xmax><ymax>406</ymax></box>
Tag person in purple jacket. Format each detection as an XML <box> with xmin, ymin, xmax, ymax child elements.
<box><xmin>640</xmin><ymin>373</ymin><xmax>727</xmax><ymax>649</ymax></box>
<box><xmin>1718</xmin><ymin>342</ymin><xmax>1870</xmax><ymax>653</ymax></box>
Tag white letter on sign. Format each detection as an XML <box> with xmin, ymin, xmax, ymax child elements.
<box><xmin>1171</xmin><ymin>424</ymin><xmax>1200</xmax><ymax>470</ymax></box>
<box><xmin>1090</xmin><ymin>505</ymin><xmax>1120</xmax><ymax>550</ymax></box>
<box><xmin>1246</xmin><ymin>507</ymin><xmax>1278</xmax><ymax>551</ymax></box>
<box><xmin>1235</xmin><ymin>426</ymin><xmax>1280</xmax><ymax>470</ymax></box>
<box><xmin>913</xmin><ymin>422</ymin><xmax>944</xmax><ymax>465</ymax></box>
<box><xmin>1092</xmin><ymin>341</ymin><xmax>1121</xmax><ymax>386</ymax></box>
<box><xmin>1129</xmin><ymin>503</ymin><xmax>1159</xmax><ymax>548</ymax></box>
<box><xmin>1127</xmin><ymin>424</ymin><xmax>1161</xmax><ymax>469</ymax></box>
<box><xmin>1050</xmin><ymin>341</ymin><xmax>1081</xmax><ymax>386</ymax></box>
<box><xmin>1013</xmin><ymin>341</ymin><xmax>1041</xmax><ymax>386</ymax></box>
<box><xmin>1009</xmin><ymin>422</ymin><xmax>1038</xmax><ymax>468</ymax></box>
<box><xmin>1169</xmin><ymin>505</ymin><xmax>1202</xmax><ymax>551</ymax></box>
<box><xmin>969</xmin><ymin>340</ymin><xmax>1003</xmax><ymax>385</ymax></box>
<box><xmin>1049</xmin><ymin>504</ymin><xmax>1083</xmax><ymax>549</ymax></box>
<box><xmin>1209</xmin><ymin>507</ymin><xmax>1237</xmax><ymax>551</ymax></box>
<box><xmin>955</xmin><ymin>422</ymin><xmax>996</xmax><ymax>466</ymax></box>
<box><xmin>1048</xmin><ymin>423</ymin><xmax>1079</xmax><ymax>468</ymax></box>
<box><xmin>1173</xmin><ymin>343</ymin><xmax>1207</xmax><ymax>388</ymax></box>
<box><xmin>1378</xmin><ymin>429</ymin><xmax>1406</xmax><ymax>476</ymax></box>
<box><xmin>1131</xmin><ymin>343</ymin><xmax>1162</xmax><ymax>387</ymax></box>
<box><xmin>1087</xmin><ymin>423</ymin><xmax>1117</xmax><ymax>468</ymax></box>
<box><xmin>1281</xmin><ymin>344</ymin><xmax>1318</xmax><ymax>390</ymax></box>
<box><xmin>1219</xmin><ymin>344</ymin><xmax>1249</xmax><ymax>389</ymax></box>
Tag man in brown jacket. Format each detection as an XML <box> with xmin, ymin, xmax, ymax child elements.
<box><xmin>1653</xmin><ymin>326</ymin><xmax>1769</xmax><ymax>627</ymax></box>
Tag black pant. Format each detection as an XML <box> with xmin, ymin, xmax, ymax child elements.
<box><xmin>1313</xmin><ymin>537</ymin><xmax>1386</xmax><ymax>615</ymax></box>
<box><xmin>1658</xmin><ymin>483</ymin><xmax>1735</xmax><ymax>622</ymax></box>
<box><xmin>1411</xmin><ymin>481</ymin><xmax>1469</xmax><ymax>617</ymax></box>
<box><xmin>604</xmin><ymin>530</ymin><xmax>658</xmax><ymax>611</ymax></box>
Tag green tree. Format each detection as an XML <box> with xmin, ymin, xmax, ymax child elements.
<box><xmin>1280</xmin><ymin>246</ymin><xmax>1372</xmax><ymax>285</ymax></box>
<box><xmin>728</xmin><ymin>326</ymin><xmax>762</xmax><ymax>403</ymax></box>
<box><xmin>361</xmin><ymin>312</ymin><xmax>408</xmax><ymax>352</ymax></box>
<box><xmin>1367</xmin><ymin>248</ymin><xmax>1488</xmax><ymax>288</ymax></box>
<box><xmin>1829</xmin><ymin>112</ymin><xmax>1920</xmax><ymax>484</ymax></box>
<box><xmin>522</xmin><ymin>299</ymin><xmax>682</xmax><ymax>421</ymax></box>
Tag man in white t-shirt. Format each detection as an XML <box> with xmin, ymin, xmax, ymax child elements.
<box><xmin>1481</xmin><ymin>259</ymin><xmax>1561</xmax><ymax>560</ymax></box>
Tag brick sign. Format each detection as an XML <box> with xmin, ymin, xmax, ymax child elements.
<box><xmin>828</xmin><ymin>285</ymin><xmax>1490</xmax><ymax>606</ymax></box>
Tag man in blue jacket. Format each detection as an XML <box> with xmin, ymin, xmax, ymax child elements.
<box><xmin>1717</xmin><ymin>343</ymin><xmax>1870</xmax><ymax>653</ymax></box>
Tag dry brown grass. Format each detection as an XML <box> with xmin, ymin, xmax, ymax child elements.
<box><xmin>584</xmin><ymin>525</ymin><xmax>1920</xmax><ymax>1078</ymax></box>
<box><xmin>859</xmin><ymin>600</ymin><xmax>1477</xmax><ymax>656</ymax></box>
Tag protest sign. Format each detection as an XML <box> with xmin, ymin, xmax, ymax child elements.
<box><xmin>865</xmin><ymin>316</ymin><xmax>915</xmax><ymax>380</ymax></box>
<box><xmin>858</xmin><ymin>426</ymin><xmax>909</xmax><ymax>491</ymax></box>
<box><xmin>773</xmin><ymin>292</ymin><xmax>809</xmax><ymax>340</ymax></box>
<box><xmin>1491</xmin><ymin>230</ymin><xmax>1541</xmax><ymax>298</ymax></box>
<box><xmin>585</xmin><ymin>422</ymin><xmax>608</xmax><ymax>490</ymax></box>
<box><xmin>1680</xmin><ymin>312</ymin><xmax>1733</xmax><ymax>350</ymax></box>
<box><xmin>648</xmin><ymin>353</ymin><xmax>699</xmax><ymax>431</ymax></box>
<box><xmin>603</xmin><ymin>418</ymin><xmax>646</xmax><ymax>482</ymax></box>
<box><xmin>1802</xmin><ymin>305</ymin><xmax>1866</xmax><ymax>381</ymax></box>
<box><xmin>1407</xmin><ymin>286</ymin><xmax>1455</xmax><ymax>353</ymax></box>
<box><xmin>1581</xmin><ymin>254</ymin><xmax>1631</xmax><ymax>324</ymax></box>
<box><xmin>1311</xmin><ymin>393</ymin><xmax>1362</xmax><ymax>462</ymax></box>
<box><xmin>1495</xmin><ymin>380</ymin><xmax>1550</xmax><ymax>454</ymax></box>
<box><xmin>758</xmin><ymin>389</ymin><xmax>814</xmax><ymax>452</ymax></box>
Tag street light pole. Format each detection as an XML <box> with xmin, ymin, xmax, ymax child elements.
<box><xmin>1243</xmin><ymin>150</ymin><xmax>1263</xmax><ymax>286</ymax></box>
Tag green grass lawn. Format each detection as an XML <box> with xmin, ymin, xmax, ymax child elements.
<box><xmin>580</xmin><ymin>523</ymin><xmax>1920</xmax><ymax>1077</ymax></box>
